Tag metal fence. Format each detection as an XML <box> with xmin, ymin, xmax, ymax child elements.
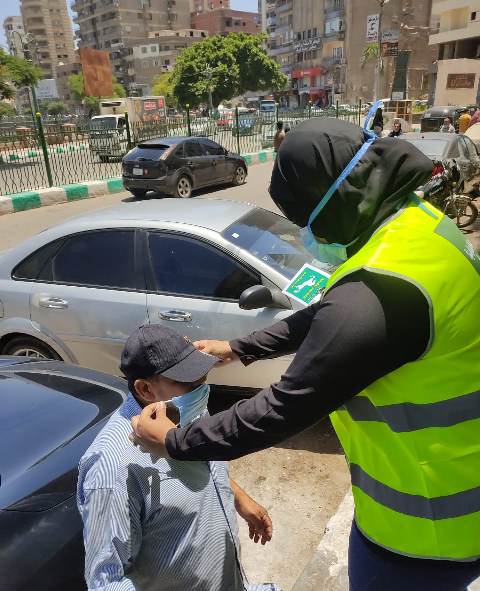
<box><xmin>0</xmin><ymin>103</ymin><xmax>364</xmax><ymax>196</ymax></box>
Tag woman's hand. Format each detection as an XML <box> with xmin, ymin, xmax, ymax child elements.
<box><xmin>194</xmin><ymin>340</ymin><xmax>239</xmax><ymax>364</ymax></box>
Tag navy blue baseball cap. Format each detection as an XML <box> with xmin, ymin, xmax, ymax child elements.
<box><xmin>121</xmin><ymin>325</ymin><xmax>219</xmax><ymax>383</ymax></box>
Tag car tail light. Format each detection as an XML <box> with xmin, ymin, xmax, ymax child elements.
<box><xmin>431</xmin><ymin>163</ymin><xmax>444</xmax><ymax>177</ymax></box>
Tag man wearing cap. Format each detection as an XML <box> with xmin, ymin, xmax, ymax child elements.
<box><xmin>77</xmin><ymin>324</ymin><xmax>280</xmax><ymax>591</ymax></box>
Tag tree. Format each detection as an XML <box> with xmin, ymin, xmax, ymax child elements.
<box><xmin>171</xmin><ymin>33</ymin><xmax>287</xmax><ymax>107</ymax></box>
<box><xmin>226</xmin><ymin>33</ymin><xmax>287</xmax><ymax>95</ymax></box>
<box><xmin>151</xmin><ymin>73</ymin><xmax>176</xmax><ymax>107</ymax></box>
<box><xmin>361</xmin><ymin>42</ymin><xmax>379</xmax><ymax>68</ymax></box>
<box><xmin>0</xmin><ymin>101</ymin><xmax>16</xmax><ymax>120</ymax></box>
<box><xmin>68</xmin><ymin>72</ymin><xmax>126</xmax><ymax>104</ymax></box>
<box><xmin>0</xmin><ymin>48</ymin><xmax>42</xmax><ymax>100</ymax></box>
<box><xmin>46</xmin><ymin>100</ymin><xmax>68</xmax><ymax>116</ymax></box>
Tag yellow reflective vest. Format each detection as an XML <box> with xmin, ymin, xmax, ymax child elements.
<box><xmin>325</xmin><ymin>195</ymin><xmax>480</xmax><ymax>560</ymax></box>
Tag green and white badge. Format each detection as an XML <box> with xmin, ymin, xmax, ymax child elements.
<box><xmin>283</xmin><ymin>263</ymin><xmax>331</xmax><ymax>306</ymax></box>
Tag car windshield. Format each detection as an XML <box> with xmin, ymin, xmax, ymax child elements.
<box><xmin>222</xmin><ymin>209</ymin><xmax>332</xmax><ymax>279</ymax></box>
<box><xmin>401</xmin><ymin>138</ymin><xmax>449</xmax><ymax>158</ymax></box>
<box><xmin>90</xmin><ymin>117</ymin><xmax>117</xmax><ymax>130</ymax></box>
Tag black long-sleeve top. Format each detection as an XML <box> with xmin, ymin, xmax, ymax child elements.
<box><xmin>165</xmin><ymin>270</ymin><xmax>430</xmax><ymax>461</ymax></box>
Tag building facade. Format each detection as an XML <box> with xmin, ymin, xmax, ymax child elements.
<box><xmin>127</xmin><ymin>28</ymin><xmax>208</xmax><ymax>94</ymax></box>
<box><xmin>345</xmin><ymin>0</ymin><xmax>434</xmax><ymax>103</ymax></box>
<box><xmin>72</xmin><ymin>0</ymin><xmax>191</xmax><ymax>90</ymax></box>
<box><xmin>190</xmin><ymin>0</ymin><xmax>229</xmax><ymax>14</ymax></box>
<box><xmin>57</xmin><ymin>52</ymin><xmax>82</xmax><ymax>106</ymax></box>
<box><xmin>262</xmin><ymin>0</ymin><xmax>345</xmax><ymax>108</ymax></box>
<box><xmin>20</xmin><ymin>0</ymin><xmax>76</xmax><ymax>79</ymax></box>
<box><xmin>191</xmin><ymin>8</ymin><xmax>261</xmax><ymax>36</ymax></box>
<box><xmin>3</xmin><ymin>16</ymin><xmax>25</xmax><ymax>58</ymax></box>
<box><xmin>429</xmin><ymin>0</ymin><xmax>480</xmax><ymax>105</ymax></box>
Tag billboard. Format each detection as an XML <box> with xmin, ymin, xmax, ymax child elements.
<box><xmin>79</xmin><ymin>47</ymin><xmax>113</xmax><ymax>97</ymax></box>
<box><xmin>35</xmin><ymin>78</ymin><xmax>59</xmax><ymax>100</ymax></box>
<box><xmin>381</xmin><ymin>29</ymin><xmax>399</xmax><ymax>56</ymax></box>
<box><xmin>366</xmin><ymin>14</ymin><xmax>379</xmax><ymax>42</ymax></box>
<box><xmin>446</xmin><ymin>73</ymin><xmax>476</xmax><ymax>89</ymax></box>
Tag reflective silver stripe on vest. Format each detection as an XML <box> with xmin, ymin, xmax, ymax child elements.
<box><xmin>350</xmin><ymin>463</ymin><xmax>480</xmax><ymax>520</ymax></box>
<box><xmin>342</xmin><ymin>389</ymin><xmax>480</xmax><ymax>432</ymax></box>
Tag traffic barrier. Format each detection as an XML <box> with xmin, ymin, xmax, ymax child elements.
<box><xmin>0</xmin><ymin>149</ymin><xmax>273</xmax><ymax>216</ymax></box>
<box><xmin>0</xmin><ymin>103</ymin><xmax>363</xmax><ymax>197</ymax></box>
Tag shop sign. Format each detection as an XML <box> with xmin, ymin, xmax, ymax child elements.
<box><xmin>366</xmin><ymin>14</ymin><xmax>379</xmax><ymax>42</ymax></box>
<box><xmin>446</xmin><ymin>73</ymin><xmax>476</xmax><ymax>89</ymax></box>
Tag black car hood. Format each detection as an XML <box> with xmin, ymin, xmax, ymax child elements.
<box><xmin>0</xmin><ymin>366</ymin><xmax>126</xmax><ymax>510</ymax></box>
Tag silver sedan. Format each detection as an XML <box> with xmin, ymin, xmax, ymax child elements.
<box><xmin>0</xmin><ymin>198</ymin><xmax>326</xmax><ymax>390</ymax></box>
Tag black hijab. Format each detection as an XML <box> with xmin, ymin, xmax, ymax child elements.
<box><xmin>269</xmin><ymin>118</ymin><xmax>433</xmax><ymax>252</ymax></box>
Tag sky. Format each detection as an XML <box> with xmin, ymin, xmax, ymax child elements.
<box><xmin>0</xmin><ymin>0</ymin><xmax>258</xmax><ymax>48</ymax></box>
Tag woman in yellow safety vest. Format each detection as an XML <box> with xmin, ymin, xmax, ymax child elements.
<box><xmin>131</xmin><ymin>110</ymin><xmax>480</xmax><ymax>591</ymax></box>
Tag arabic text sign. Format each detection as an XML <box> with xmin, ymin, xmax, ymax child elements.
<box><xmin>366</xmin><ymin>14</ymin><xmax>379</xmax><ymax>42</ymax></box>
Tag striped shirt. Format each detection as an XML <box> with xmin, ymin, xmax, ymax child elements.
<box><xmin>77</xmin><ymin>394</ymin><xmax>280</xmax><ymax>591</ymax></box>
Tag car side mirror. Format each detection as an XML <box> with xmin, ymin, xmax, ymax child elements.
<box><xmin>239</xmin><ymin>285</ymin><xmax>273</xmax><ymax>310</ymax></box>
<box><xmin>224</xmin><ymin>148</ymin><xmax>229</xmax><ymax>155</ymax></box>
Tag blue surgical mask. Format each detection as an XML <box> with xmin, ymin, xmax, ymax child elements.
<box><xmin>171</xmin><ymin>383</ymin><xmax>210</xmax><ymax>426</ymax></box>
<box><xmin>300</xmin><ymin>226</ymin><xmax>349</xmax><ymax>266</ymax></box>
<box><xmin>301</xmin><ymin>100</ymin><xmax>382</xmax><ymax>265</ymax></box>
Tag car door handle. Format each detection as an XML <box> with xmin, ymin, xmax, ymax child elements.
<box><xmin>187</xmin><ymin>161</ymin><xmax>198</xmax><ymax>168</ymax></box>
<box><xmin>159</xmin><ymin>310</ymin><xmax>192</xmax><ymax>322</ymax></box>
<box><xmin>38</xmin><ymin>296</ymin><xmax>69</xmax><ymax>309</ymax></box>
<box><xmin>211</xmin><ymin>160</ymin><xmax>217</xmax><ymax>166</ymax></box>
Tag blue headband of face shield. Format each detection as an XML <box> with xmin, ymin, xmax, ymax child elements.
<box><xmin>301</xmin><ymin>100</ymin><xmax>382</xmax><ymax>267</ymax></box>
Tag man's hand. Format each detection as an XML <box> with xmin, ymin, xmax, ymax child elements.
<box><xmin>130</xmin><ymin>402</ymin><xmax>176</xmax><ymax>456</ymax></box>
<box><xmin>193</xmin><ymin>339</ymin><xmax>239</xmax><ymax>364</ymax></box>
<box><xmin>231</xmin><ymin>482</ymin><xmax>273</xmax><ymax>545</ymax></box>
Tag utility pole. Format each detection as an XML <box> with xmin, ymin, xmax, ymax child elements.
<box><xmin>375</xmin><ymin>0</ymin><xmax>387</xmax><ymax>100</ymax></box>
<box><xmin>204</xmin><ymin>63</ymin><xmax>214</xmax><ymax>115</ymax></box>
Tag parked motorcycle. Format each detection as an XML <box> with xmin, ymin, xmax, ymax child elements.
<box><xmin>421</xmin><ymin>161</ymin><xmax>478</xmax><ymax>228</ymax></box>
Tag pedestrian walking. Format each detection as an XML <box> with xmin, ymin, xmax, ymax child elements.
<box><xmin>458</xmin><ymin>109</ymin><xmax>471</xmax><ymax>134</ymax></box>
<box><xmin>131</xmin><ymin>111</ymin><xmax>480</xmax><ymax>591</ymax></box>
<box><xmin>440</xmin><ymin>116</ymin><xmax>455</xmax><ymax>133</ymax></box>
<box><xmin>273</xmin><ymin>121</ymin><xmax>285</xmax><ymax>152</ymax></box>
<box><xmin>78</xmin><ymin>325</ymin><xmax>280</xmax><ymax>591</ymax></box>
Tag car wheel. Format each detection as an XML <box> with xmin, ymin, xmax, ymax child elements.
<box><xmin>2</xmin><ymin>336</ymin><xmax>61</xmax><ymax>360</ymax></box>
<box><xmin>129</xmin><ymin>189</ymin><xmax>147</xmax><ymax>199</ymax></box>
<box><xmin>232</xmin><ymin>165</ymin><xmax>247</xmax><ymax>186</ymax></box>
<box><xmin>176</xmin><ymin>175</ymin><xmax>193</xmax><ymax>198</ymax></box>
<box><xmin>99</xmin><ymin>155</ymin><xmax>109</xmax><ymax>163</ymax></box>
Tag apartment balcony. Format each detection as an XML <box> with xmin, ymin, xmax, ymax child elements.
<box><xmin>324</xmin><ymin>29</ymin><xmax>345</xmax><ymax>40</ymax></box>
<box><xmin>276</xmin><ymin>1</ymin><xmax>293</xmax><ymax>14</ymax></box>
<box><xmin>324</xmin><ymin>1</ymin><xmax>344</xmax><ymax>18</ymax></box>
<box><xmin>322</xmin><ymin>56</ymin><xmax>346</xmax><ymax>69</ymax></box>
<box><xmin>268</xmin><ymin>43</ymin><xmax>293</xmax><ymax>56</ymax></box>
<box><xmin>429</xmin><ymin>22</ymin><xmax>480</xmax><ymax>45</ymax></box>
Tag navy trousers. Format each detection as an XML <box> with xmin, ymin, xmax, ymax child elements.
<box><xmin>349</xmin><ymin>520</ymin><xmax>480</xmax><ymax>591</ymax></box>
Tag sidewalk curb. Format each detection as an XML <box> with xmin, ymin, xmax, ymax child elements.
<box><xmin>0</xmin><ymin>150</ymin><xmax>275</xmax><ymax>216</ymax></box>
<box><xmin>291</xmin><ymin>490</ymin><xmax>480</xmax><ymax>591</ymax></box>
<box><xmin>291</xmin><ymin>491</ymin><xmax>353</xmax><ymax>591</ymax></box>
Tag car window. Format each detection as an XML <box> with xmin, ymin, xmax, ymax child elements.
<box><xmin>201</xmin><ymin>139</ymin><xmax>224</xmax><ymax>155</ymax></box>
<box><xmin>445</xmin><ymin>139</ymin><xmax>461</xmax><ymax>159</ymax></box>
<box><xmin>461</xmin><ymin>136</ymin><xmax>478</xmax><ymax>160</ymax></box>
<box><xmin>13</xmin><ymin>238</ymin><xmax>65</xmax><ymax>280</ymax></box>
<box><xmin>148</xmin><ymin>233</ymin><xmax>258</xmax><ymax>300</ymax></box>
<box><xmin>183</xmin><ymin>141</ymin><xmax>204</xmax><ymax>158</ymax></box>
<box><xmin>222</xmin><ymin>208</ymin><xmax>328</xmax><ymax>278</ymax></box>
<box><xmin>44</xmin><ymin>230</ymin><xmax>136</xmax><ymax>289</ymax></box>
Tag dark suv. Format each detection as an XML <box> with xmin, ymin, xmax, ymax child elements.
<box><xmin>122</xmin><ymin>136</ymin><xmax>247</xmax><ymax>199</ymax></box>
